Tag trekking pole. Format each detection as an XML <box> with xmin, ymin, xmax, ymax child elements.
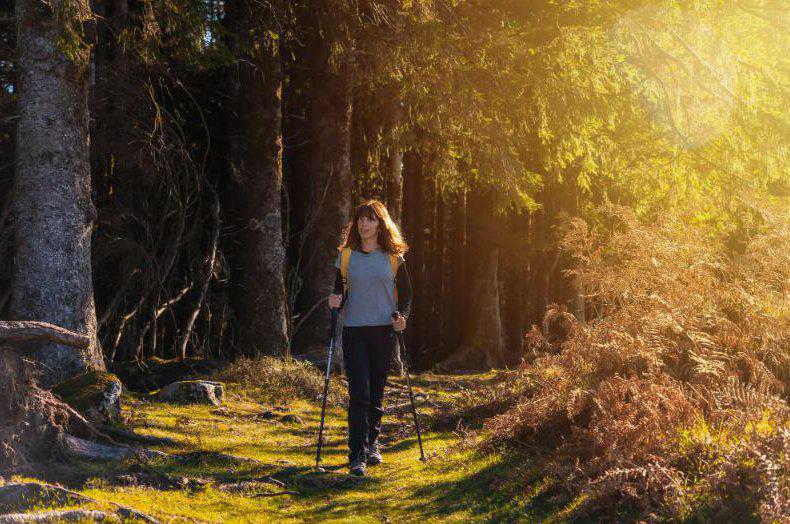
<box><xmin>315</xmin><ymin>307</ymin><xmax>340</xmax><ymax>469</ymax></box>
<box><xmin>392</xmin><ymin>312</ymin><xmax>426</xmax><ymax>462</ymax></box>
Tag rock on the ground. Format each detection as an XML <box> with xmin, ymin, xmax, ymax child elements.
<box><xmin>52</xmin><ymin>370</ymin><xmax>123</xmax><ymax>424</ymax></box>
<box><xmin>0</xmin><ymin>483</ymin><xmax>91</xmax><ymax>512</ymax></box>
<box><xmin>63</xmin><ymin>435</ymin><xmax>167</xmax><ymax>462</ymax></box>
<box><xmin>110</xmin><ymin>357</ymin><xmax>228</xmax><ymax>393</ymax></box>
<box><xmin>154</xmin><ymin>380</ymin><xmax>224</xmax><ymax>406</ymax></box>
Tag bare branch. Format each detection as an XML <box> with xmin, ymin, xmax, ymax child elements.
<box><xmin>179</xmin><ymin>189</ymin><xmax>221</xmax><ymax>360</ymax></box>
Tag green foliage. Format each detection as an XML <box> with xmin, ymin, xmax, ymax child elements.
<box><xmin>346</xmin><ymin>1</ymin><xmax>787</xmax><ymax>221</ymax></box>
<box><xmin>48</xmin><ymin>0</ymin><xmax>94</xmax><ymax>63</ymax></box>
<box><xmin>116</xmin><ymin>0</ymin><xmax>233</xmax><ymax>69</ymax></box>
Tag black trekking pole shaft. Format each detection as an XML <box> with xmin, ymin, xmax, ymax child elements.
<box><xmin>315</xmin><ymin>308</ymin><xmax>339</xmax><ymax>468</ymax></box>
<box><xmin>392</xmin><ymin>312</ymin><xmax>426</xmax><ymax>461</ymax></box>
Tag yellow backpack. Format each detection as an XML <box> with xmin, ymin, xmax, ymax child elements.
<box><xmin>339</xmin><ymin>247</ymin><xmax>400</xmax><ymax>302</ymax></box>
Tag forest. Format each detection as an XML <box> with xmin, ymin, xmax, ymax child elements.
<box><xmin>0</xmin><ymin>0</ymin><xmax>787</xmax><ymax>522</ymax></box>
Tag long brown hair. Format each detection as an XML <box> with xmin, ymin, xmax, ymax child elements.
<box><xmin>339</xmin><ymin>200</ymin><xmax>408</xmax><ymax>256</ymax></box>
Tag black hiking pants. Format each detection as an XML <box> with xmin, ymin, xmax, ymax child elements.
<box><xmin>342</xmin><ymin>325</ymin><xmax>397</xmax><ymax>462</ymax></box>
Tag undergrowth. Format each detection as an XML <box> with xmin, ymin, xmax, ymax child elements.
<box><xmin>216</xmin><ymin>355</ymin><xmax>347</xmax><ymax>405</ymax></box>
<box><xmin>485</xmin><ymin>200</ymin><xmax>789</xmax><ymax>521</ymax></box>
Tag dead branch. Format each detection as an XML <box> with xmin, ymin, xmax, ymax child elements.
<box><xmin>179</xmin><ymin>189</ymin><xmax>220</xmax><ymax>360</ymax></box>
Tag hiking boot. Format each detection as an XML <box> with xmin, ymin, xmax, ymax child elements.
<box><xmin>349</xmin><ymin>457</ymin><xmax>367</xmax><ymax>476</ymax></box>
<box><xmin>367</xmin><ymin>442</ymin><xmax>383</xmax><ymax>466</ymax></box>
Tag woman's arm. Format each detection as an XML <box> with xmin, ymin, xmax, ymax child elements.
<box><xmin>395</xmin><ymin>260</ymin><xmax>413</xmax><ymax>319</ymax></box>
<box><xmin>333</xmin><ymin>268</ymin><xmax>344</xmax><ymax>295</ymax></box>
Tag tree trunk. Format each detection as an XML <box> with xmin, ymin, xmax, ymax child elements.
<box><xmin>500</xmin><ymin>210</ymin><xmax>530</xmax><ymax>366</ymax></box>
<box><xmin>12</xmin><ymin>0</ymin><xmax>104</xmax><ymax>386</ymax></box>
<box><xmin>385</xmin><ymin>148</ymin><xmax>404</xmax><ymax>225</ymax></box>
<box><xmin>401</xmin><ymin>150</ymin><xmax>424</xmax><ymax>361</ymax></box>
<box><xmin>384</xmin><ymin>100</ymin><xmax>404</xmax><ymax>224</ymax></box>
<box><xmin>438</xmin><ymin>188</ymin><xmax>466</xmax><ymax>365</ymax></box>
<box><xmin>224</xmin><ymin>0</ymin><xmax>290</xmax><ymax>357</ymax></box>
<box><xmin>422</xmin><ymin>170</ymin><xmax>440</xmax><ymax>366</ymax></box>
<box><xmin>438</xmin><ymin>187</ymin><xmax>505</xmax><ymax>370</ymax></box>
<box><xmin>292</xmin><ymin>13</ymin><xmax>353</xmax><ymax>354</ymax></box>
<box><xmin>439</xmin><ymin>249</ymin><xmax>506</xmax><ymax>370</ymax></box>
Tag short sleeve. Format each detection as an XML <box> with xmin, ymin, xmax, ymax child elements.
<box><xmin>334</xmin><ymin>252</ymin><xmax>342</xmax><ymax>269</ymax></box>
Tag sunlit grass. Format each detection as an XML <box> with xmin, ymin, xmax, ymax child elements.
<box><xmin>12</xmin><ymin>375</ymin><xmax>575</xmax><ymax>523</ymax></box>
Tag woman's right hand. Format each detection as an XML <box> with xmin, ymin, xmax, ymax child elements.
<box><xmin>328</xmin><ymin>294</ymin><xmax>343</xmax><ymax>309</ymax></box>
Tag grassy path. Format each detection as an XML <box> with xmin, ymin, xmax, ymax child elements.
<box><xmin>22</xmin><ymin>374</ymin><xmax>579</xmax><ymax>522</ymax></box>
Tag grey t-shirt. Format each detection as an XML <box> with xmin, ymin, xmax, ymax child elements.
<box><xmin>335</xmin><ymin>249</ymin><xmax>404</xmax><ymax>327</ymax></box>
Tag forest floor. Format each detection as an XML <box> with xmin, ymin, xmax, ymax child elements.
<box><xmin>11</xmin><ymin>372</ymin><xmax>586</xmax><ymax>523</ymax></box>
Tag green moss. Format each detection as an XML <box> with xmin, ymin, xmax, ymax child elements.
<box><xmin>29</xmin><ymin>375</ymin><xmax>577</xmax><ymax>522</ymax></box>
<box><xmin>52</xmin><ymin>370</ymin><xmax>122</xmax><ymax>413</ymax></box>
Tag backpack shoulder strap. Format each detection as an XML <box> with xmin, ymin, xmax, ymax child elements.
<box><xmin>340</xmin><ymin>248</ymin><xmax>353</xmax><ymax>293</ymax></box>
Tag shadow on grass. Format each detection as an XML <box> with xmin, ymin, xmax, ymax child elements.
<box><xmin>381</xmin><ymin>432</ymin><xmax>444</xmax><ymax>454</ymax></box>
<box><xmin>402</xmin><ymin>450</ymin><xmax>575</xmax><ymax>523</ymax></box>
<box><xmin>403</xmin><ymin>372</ymin><xmax>504</xmax><ymax>391</ymax></box>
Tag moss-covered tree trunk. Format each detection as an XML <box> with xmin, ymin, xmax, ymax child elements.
<box><xmin>12</xmin><ymin>0</ymin><xmax>104</xmax><ymax>386</ymax></box>
<box><xmin>223</xmin><ymin>0</ymin><xmax>290</xmax><ymax>357</ymax></box>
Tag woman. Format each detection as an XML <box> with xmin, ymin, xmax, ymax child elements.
<box><xmin>328</xmin><ymin>200</ymin><xmax>412</xmax><ymax>476</ymax></box>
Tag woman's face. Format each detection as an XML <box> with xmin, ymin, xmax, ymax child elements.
<box><xmin>357</xmin><ymin>213</ymin><xmax>380</xmax><ymax>242</ymax></box>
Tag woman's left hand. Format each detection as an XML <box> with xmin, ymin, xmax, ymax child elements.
<box><xmin>392</xmin><ymin>313</ymin><xmax>406</xmax><ymax>332</ymax></box>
